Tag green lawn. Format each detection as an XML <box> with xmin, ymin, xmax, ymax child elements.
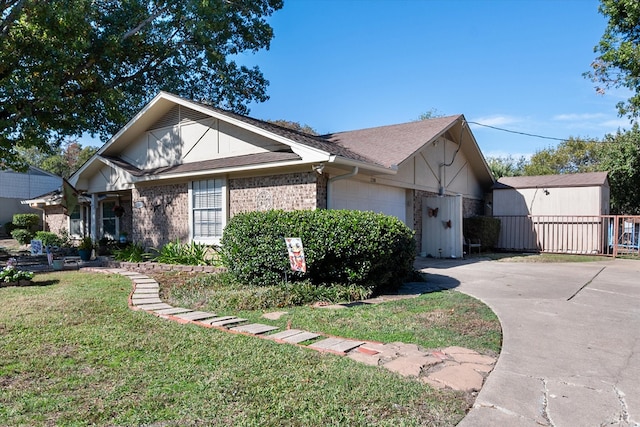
<box><xmin>1</xmin><ymin>271</ymin><xmax>478</xmax><ymax>426</ymax></box>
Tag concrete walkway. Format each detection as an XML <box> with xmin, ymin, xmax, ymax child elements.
<box><xmin>415</xmin><ymin>257</ymin><xmax>640</xmax><ymax>427</ymax></box>
<box><xmin>84</xmin><ymin>267</ymin><xmax>496</xmax><ymax>394</ymax></box>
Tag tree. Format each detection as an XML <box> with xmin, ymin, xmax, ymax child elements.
<box><xmin>0</xmin><ymin>0</ymin><xmax>282</xmax><ymax>170</ymax></box>
<box><xmin>486</xmin><ymin>155</ymin><xmax>526</xmax><ymax>179</ymax></box>
<box><xmin>523</xmin><ymin>137</ymin><xmax>601</xmax><ymax>176</ymax></box>
<box><xmin>586</xmin><ymin>0</ymin><xmax>640</xmax><ymax>118</ymax></box>
<box><xmin>18</xmin><ymin>141</ymin><xmax>98</xmax><ymax>178</ymax></box>
<box><xmin>416</xmin><ymin>109</ymin><xmax>445</xmax><ymax>121</ymax></box>
<box><xmin>597</xmin><ymin>125</ymin><xmax>640</xmax><ymax>214</ymax></box>
<box><xmin>267</xmin><ymin>120</ymin><xmax>318</xmax><ymax>135</ymax></box>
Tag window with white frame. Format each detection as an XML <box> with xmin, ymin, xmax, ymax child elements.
<box><xmin>69</xmin><ymin>206</ymin><xmax>82</xmax><ymax>237</ymax></box>
<box><xmin>102</xmin><ymin>201</ymin><xmax>117</xmax><ymax>239</ymax></box>
<box><xmin>191</xmin><ymin>178</ymin><xmax>225</xmax><ymax>242</ymax></box>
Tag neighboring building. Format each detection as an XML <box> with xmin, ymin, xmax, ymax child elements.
<box><xmin>493</xmin><ymin>172</ymin><xmax>610</xmax><ymax>253</ymax></box>
<box><xmin>0</xmin><ymin>167</ymin><xmax>61</xmax><ymax>232</ymax></box>
<box><xmin>33</xmin><ymin>92</ymin><xmax>495</xmax><ymax>257</ymax></box>
<box><xmin>493</xmin><ymin>172</ymin><xmax>610</xmax><ymax>216</ymax></box>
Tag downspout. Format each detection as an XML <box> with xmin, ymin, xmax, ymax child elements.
<box><xmin>327</xmin><ymin>166</ymin><xmax>359</xmax><ymax>210</ymax></box>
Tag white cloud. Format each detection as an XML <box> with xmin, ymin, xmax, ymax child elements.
<box><xmin>553</xmin><ymin>113</ymin><xmax>607</xmax><ymax>121</ymax></box>
<box><xmin>470</xmin><ymin>115</ymin><xmax>522</xmax><ymax>127</ymax></box>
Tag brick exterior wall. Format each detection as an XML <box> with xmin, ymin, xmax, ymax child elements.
<box><xmin>44</xmin><ymin>205</ymin><xmax>67</xmax><ymax>235</ymax></box>
<box><xmin>229</xmin><ymin>172</ymin><xmax>323</xmax><ymax>216</ymax></box>
<box><xmin>132</xmin><ymin>183</ymin><xmax>189</xmax><ymax>248</ymax></box>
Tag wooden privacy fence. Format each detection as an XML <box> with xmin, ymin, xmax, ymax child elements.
<box><xmin>494</xmin><ymin>215</ymin><xmax>640</xmax><ymax>257</ymax></box>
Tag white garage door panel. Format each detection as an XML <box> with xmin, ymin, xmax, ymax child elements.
<box><xmin>331</xmin><ymin>179</ymin><xmax>406</xmax><ymax>222</ymax></box>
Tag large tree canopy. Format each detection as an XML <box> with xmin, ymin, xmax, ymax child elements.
<box><xmin>17</xmin><ymin>141</ymin><xmax>98</xmax><ymax>179</ymax></box>
<box><xmin>586</xmin><ymin>0</ymin><xmax>640</xmax><ymax>118</ymax></box>
<box><xmin>523</xmin><ymin>137</ymin><xmax>601</xmax><ymax>176</ymax></box>
<box><xmin>598</xmin><ymin>125</ymin><xmax>640</xmax><ymax>214</ymax></box>
<box><xmin>0</xmin><ymin>0</ymin><xmax>282</xmax><ymax>170</ymax></box>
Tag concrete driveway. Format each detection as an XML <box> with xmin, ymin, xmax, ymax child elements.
<box><xmin>415</xmin><ymin>257</ymin><xmax>640</xmax><ymax>427</ymax></box>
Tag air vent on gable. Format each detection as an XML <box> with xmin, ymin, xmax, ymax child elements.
<box><xmin>148</xmin><ymin>105</ymin><xmax>212</xmax><ymax>130</ymax></box>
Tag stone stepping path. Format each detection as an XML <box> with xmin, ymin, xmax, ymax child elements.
<box><xmin>85</xmin><ymin>267</ymin><xmax>496</xmax><ymax>392</ymax></box>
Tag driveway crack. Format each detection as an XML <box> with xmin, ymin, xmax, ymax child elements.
<box><xmin>567</xmin><ymin>266</ymin><xmax>606</xmax><ymax>301</ymax></box>
<box><xmin>541</xmin><ymin>377</ymin><xmax>556</xmax><ymax>427</ymax></box>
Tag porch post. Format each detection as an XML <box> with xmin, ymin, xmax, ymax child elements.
<box><xmin>91</xmin><ymin>194</ymin><xmax>98</xmax><ymax>240</ymax></box>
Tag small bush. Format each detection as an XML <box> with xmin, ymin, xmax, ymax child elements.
<box><xmin>220</xmin><ymin>210</ymin><xmax>416</xmax><ymax>295</ymax></box>
<box><xmin>12</xmin><ymin>213</ymin><xmax>40</xmax><ymax>230</ymax></box>
<box><xmin>11</xmin><ymin>228</ymin><xmax>34</xmax><ymax>245</ymax></box>
<box><xmin>34</xmin><ymin>231</ymin><xmax>64</xmax><ymax>248</ymax></box>
<box><xmin>463</xmin><ymin>216</ymin><xmax>501</xmax><ymax>250</ymax></box>
<box><xmin>113</xmin><ymin>242</ymin><xmax>148</xmax><ymax>263</ymax></box>
<box><xmin>153</xmin><ymin>239</ymin><xmax>219</xmax><ymax>266</ymax></box>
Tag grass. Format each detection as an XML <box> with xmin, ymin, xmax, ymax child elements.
<box><xmin>1</xmin><ymin>271</ymin><xmax>474</xmax><ymax>426</ymax></box>
<box><xmin>157</xmin><ymin>272</ymin><xmax>501</xmax><ymax>355</ymax></box>
<box><xmin>481</xmin><ymin>252</ymin><xmax>607</xmax><ymax>263</ymax></box>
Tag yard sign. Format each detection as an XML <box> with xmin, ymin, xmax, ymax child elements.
<box><xmin>285</xmin><ymin>237</ymin><xmax>307</xmax><ymax>273</ymax></box>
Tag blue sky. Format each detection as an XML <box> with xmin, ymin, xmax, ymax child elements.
<box><xmin>234</xmin><ymin>0</ymin><xmax>633</xmax><ymax>159</ymax></box>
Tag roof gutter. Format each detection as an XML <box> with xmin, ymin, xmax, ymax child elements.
<box><xmin>327</xmin><ymin>166</ymin><xmax>358</xmax><ymax>210</ymax></box>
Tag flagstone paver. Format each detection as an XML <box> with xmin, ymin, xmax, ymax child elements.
<box><xmin>133</xmin><ymin>288</ymin><xmax>159</xmax><ymax>294</ymax></box>
<box><xmin>267</xmin><ymin>329</ymin><xmax>304</xmax><ymax>340</ymax></box>
<box><xmin>209</xmin><ymin>317</ymin><xmax>247</xmax><ymax>327</ymax></box>
<box><xmin>280</xmin><ymin>331</ymin><xmax>320</xmax><ymax>344</ymax></box>
<box><xmin>202</xmin><ymin>316</ymin><xmax>237</xmax><ymax>324</ymax></box>
<box><xmin>133</xmin><ymin>283</ymin><xmax>160</xmax><ymax>289</ymax></box>
<box><xmin>87</xmin><ymin>266</ymin><xmax>497</xmax><ymax>394</ymax></box>
<box><xmin>308</xmin><ymin>337</ymin><xmax>365</xmax><ymax>353</ymax></box>
<box><xmin>135</xmin><ymin>303</ymin><xmax>173</xmax><ymax>310</ymax></box>
<box><xmin>131</xmin><ymin>297</ymin><xmax>163</xmax><ymax>305</ymax></box>
<box><xmin>174</xmin><ymin>311</ymin><xmax>218</xmax><ymax>321</ymax></box>
<box><xmin>230</xmin><ymin>323</ymin><xmax>279</xmax><ymax>335</ymax></box>
<box><xmin>154</xmin><ymin>307</ymin><xmax>193</xmax><ymax>315</ymax></box>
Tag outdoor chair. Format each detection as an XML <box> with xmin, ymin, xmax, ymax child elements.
<box><xmin>464</xmin><ymin>237</ymin><xmax>481</xmax><ymax>255</ymax></box>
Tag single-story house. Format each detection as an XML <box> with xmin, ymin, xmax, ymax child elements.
<box><xmin>28</xmin><ymin>92</ymin><xmax>494</xmax><ymax>257</ymax></box>
<box><xmin>493</xmin><ymin>172</ymin><xmax>610</xmax><ymax>253</ymax></box>
<box><xmin>0</xmin><ymin>166</ymin><xmax>61</xmax><ymax>232</ymax></box>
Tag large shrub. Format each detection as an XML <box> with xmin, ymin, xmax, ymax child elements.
<box><xmin>12</xmin><ymin>213</ymin><xmax>40</xmax><ymax>230</ymax></box>
<box><xmin>220</xmin><ymin>210</ymin><xmax>416</xmax><ymax>295</ymax></box>
<box><xmin>9</xmin><ymin>213</ymin><xmax>41</xmax><ymax>245</ymax></box>
<box><xmin>34</xmin><ymin>231</ymin><xmax>64</xmax><ymax>248</ymax></box>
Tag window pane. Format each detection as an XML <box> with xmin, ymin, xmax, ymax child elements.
<box><xmin>103</xmin><ymin>219</ymin><xmax>116</xmax><ymax>239</ymax></box>
<box><xmin>70</xmin><ymin>219</ymin><xmax>82</xmax><ymax>236</ymax></box>
<box><xmin>102</xmin><ymin>201</ymin><xmax>116</xmax><ymax>239</ymax></box>
<box><xmin>193</xmin><ymin>179</ymin><xmax>223</xmax><ymax>238</ymax></box>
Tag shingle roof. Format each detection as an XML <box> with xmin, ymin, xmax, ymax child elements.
<box><xmin>494</xmin><ymin>172</ymin><xmax>609</xmax><ymax>189</ymax></box>
<box><xmin>321</xmin><ymin>115</ymin><xmax>462</xmax><ymax>168</ymax></box>
<box><xmin>183</xmin><ymin>95</ymin><xmax>462</xmax><ymax>169</ymax></box>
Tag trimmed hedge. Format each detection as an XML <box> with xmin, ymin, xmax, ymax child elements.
<box><xmin>12</xmin><ymin>213</ymin><xmax>40</xmax><ymax>230</ymax></box>
<box><xmin>220</xmin><ymin>210</ymin><xmax>416</xmax><ymax>295</ymax></box>
<box><xmin>10</xmin><ymin>213</ymin><xmax>41</xmax><ymax>245</ymax></box>
<box><xmin>463</xmin><ymin>216</ymin><xmax>501</xmax><ymax>250</ymax></box>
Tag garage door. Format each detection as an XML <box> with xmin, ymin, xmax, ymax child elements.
<box><xmin>330</xmin><ymin>179</ymin><xmax>406</xmax><ymax>223</ymax></box>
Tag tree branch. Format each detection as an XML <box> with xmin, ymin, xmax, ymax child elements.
<box><xmin>0</xmin><ymin>0</ymin><xmax>26</xmax><ymax>40</ymax></box>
